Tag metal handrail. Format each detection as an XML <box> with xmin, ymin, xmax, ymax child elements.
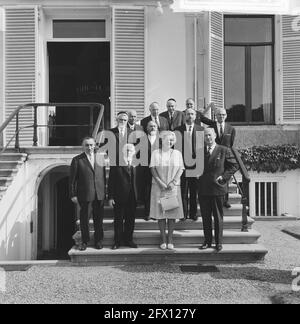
<box><xmin>231</xmin><ymin>147</ymin><xmax>250</xmax><ymax>232</ymax></box>
<box><xmin>0</xmin><ymin>103</ymin><xmax>104</xmax><ymax>154</ymax></box>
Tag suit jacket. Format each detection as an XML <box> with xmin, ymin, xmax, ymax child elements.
<box><xmin>198</xmin><ymin>115</ymin><xmax>236</xmax><ymax>148</ymax></box>
<box><xmin>70</xmin><ymin>152</ymin><xmax>106</xmax><ymax>202</ymax></box>
<box><xmin>108</xmin><ymin>165</ymin><xmax>138</xmax><ymax>204</ymax></box>
<box><xmin>160</xmin><ymin>111</ymin><xmax>185</xmax><ymax>131</ymax></box>
<box><xmin>127</xmin><ymin>123</ymin><xmax>144</xmax><ymax>132</ymax></box>
<box><xmin>141</xmin><ymin>115</ymin><xmax>169</xmax><ymax>133</ymax></box>
<box><xmin>108</xmin><ymin>127</ymin><xmax>134</xmax><ymax>166</ymax></box>
<box><xmin>175</xmin><ymin>124</ymin><xmax>204</xmax><ymax>169</ymax></box>
<box><xmin>198</xmin><ymin>145</ymin><xmax>238</xmax><ymax>196</ymax></box>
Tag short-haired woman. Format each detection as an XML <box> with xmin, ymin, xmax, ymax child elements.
<box><xmin>149</xmin><ymin>131</ymin><xmax>185</xmax><ymax>250</ymax></box>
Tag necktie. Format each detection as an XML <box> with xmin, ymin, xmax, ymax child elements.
<box><xmin>207</xmin><ymin>146</ymin><xmax>212</xmax><ymax>156</ymax></box>
<box><xmin>155</xmin><ymin>117</ymin><xmax>159</xmax><ymax>128</ymax></box>
<box><xmin>220</xmin><ymin>125</ymin><xmax>224</xmax><ymax>138</ymax></box>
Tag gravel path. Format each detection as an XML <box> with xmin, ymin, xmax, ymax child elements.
<box><xmin>0</xmin><ymin>221</ymin><xmax>299</xmax><ymax>304</ymax></box>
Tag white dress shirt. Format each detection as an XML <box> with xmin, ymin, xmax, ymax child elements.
<box><xmin>151</xmin><ymin>116</ymin><xmax>160</xmax><ymax>127</ymax></box>
<box><xmin>148</xmin><ymin>134</ymin><xmax>157</xmax><ymax>146</ymax></box>
<box><xmin>85</xmin><ymin>153</ymin><xmax>95</xmax><ymax>169</ymax></box>
<box><xmin>207</xmin><ymin>143</ymin><xmax>217</xmax><ymax>155</ymax></box>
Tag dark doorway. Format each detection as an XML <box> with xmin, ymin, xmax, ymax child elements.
<box><xmin>37</xmin><ymin>166</ymin><xmax>76</xmax><ymax>260</ymax></box>
<box><xmin>56</xmin><ymin>177</ymin><xmax>76</xmax><ymax>259</ymax></box>
<box><xmin>48</xmin><ymin>42</ymin><xmax>110</xmax><ymax>146</ymax></box>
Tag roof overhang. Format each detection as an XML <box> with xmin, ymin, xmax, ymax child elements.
<box><xmin>172</xmin><ymin>0</ymin><xmax>300</xmax><ymax>15</ymax></box>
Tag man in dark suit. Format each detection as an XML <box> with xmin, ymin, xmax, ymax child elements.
<box><xmin>198</xmin><ymin>128</ymin><xmax>238</xmax><ymax>252</ymax></box>
<box><xmin>200</xmin><ymin>107</ymin><xmax>236</xmax><ymax>208</ymax></box>
<box><xmin>200</xmin><ymin>107</ymin><xmax>236</xmax><ymax>148</ymax></box>
<box><xmin>160</xmin><ymin>99</ymin><xmax>185</xmax><ymax>131</ymax></box>
<box><xmin>108</xmin><ymin>112</ymin><xmax>134</xmax><ymax>166</ymax></box>
<box><xmin>108</xmin><ymin>144</ymin><xmax>139</xmax><ymax>250</ymax></box>
<box><xmin>143</xmin><ymin>120</ymin><xmax>160</xmax><ymax>221</ymax></box>
<box><xmin>176</xmin><ymin>108</ymin><xmax>204</xmax><ymax>221</ymax></box>
<box><xmin>70</xmin><ymin>137</ymin><xmax>106</xmax><ymax>251</ymax></box>
<box><xmin>127</xmin><ymin>110</ymin><xmax>144</xmax><ymax>132</ymax></box>
<box><xmin>141</xmin><ymin>102</ymin><xmax>169</xmax><ymax>133</ymax></box>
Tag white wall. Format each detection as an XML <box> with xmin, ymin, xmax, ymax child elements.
<box><xmin>146</xmin><ymin>7</ymin><xmax>187</xmax><ymax>112</ymax></box>
<box><xmin>236</xmin><ymin>170</ymin><xmax>300</xmax><ymax>218</ymax></box>
<box><xmin>0</xmin><ymin>153</ymin><xmax>76</xmax><ymax>261</ymax></box>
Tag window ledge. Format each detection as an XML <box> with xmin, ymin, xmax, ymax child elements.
<box><xmin>235</xmin><ymin>125</ymin><xmax>300</xmax><ymax>131</ymax></box>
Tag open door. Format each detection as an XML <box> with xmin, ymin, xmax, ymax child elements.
<box><xmin>48</xmin><ymin>42</ymin><xmax>111</xmax><ymax>145</ymax></box>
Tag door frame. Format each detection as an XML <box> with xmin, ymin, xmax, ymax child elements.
<box><xmin>38</xmin><ymin>7</ymin><xmax>113</xmax><ymax>145</ymax></box>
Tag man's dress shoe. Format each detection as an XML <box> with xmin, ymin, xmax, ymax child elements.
<box><xmin>125</xmin><ymin>241</ymin><xmax>138</xmax><ymax>249</ymax></box>
<box><xmin>95</xmin><ymin>242</ymin><xmax>103</xmax><ymax>250</ymax></box>
<box><xmin>199</xmin><ymin>244</ymin><xmax>212</xmax><ymax>250</ymax></box>
<box><xmin>79</xmin><ymin>243</ymin><xmax>87</xmax><ymax>251</ymax></box>
<box><xmin>216</xmin><ymin>245</ymin><xmax>223</xmax><ymax>252</ymax></box>
<box><xmin>111</xmin><ymin>244</ymin><xmax>120</xmax><ymax>250</ymax></box>
<box><xmin>224</xmin><ymin>202</ymin><xmax>231</xmax><ymax>209</ymax></box>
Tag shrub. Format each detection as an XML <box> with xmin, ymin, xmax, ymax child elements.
<box><xmin>238</xmin><ymin>145</ymin><xmax>300</xmax><ymax>173</ymax></box>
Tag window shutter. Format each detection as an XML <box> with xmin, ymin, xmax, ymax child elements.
<box><xmin>282</xmin><ymin>15</ymin><xmax>300</xmax><ymax>123</ymax></box>
<box><xmin>209</xmin><ymin>12</ymin><xmax>224</xmax><ymax>111</ymax></box>
<box><xmin>5</xmin><ymin>7</ymin><xmax>37</xmax><ymax>146</ymax></box>
<box><xmin>113</xmin><ymin>7</ymin><xmax>145</xmax><ymax>120</ymax></box>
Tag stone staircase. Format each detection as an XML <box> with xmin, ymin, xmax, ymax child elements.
<box><xmin>69</xmin><ymin>183</ymin><xmax>268</xmax><ymax>265</ymax></box>
<box><xmin>0</xmin><ymin>153</ymin><xmax>27</xmax><ymax>201</ymax></box>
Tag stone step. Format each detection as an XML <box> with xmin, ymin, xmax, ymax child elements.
<box><xmin>0</xmin><ymin>161</ymin><xmax>24</xmax><ymax>169</ymax></box>
<box><xmin>0</xmin><ymin>169</ymin><xmax>18</xmax><ymax>177</ymax></box>
<box><xmin>74</xmin><ymin>229</ymin><xmax>261</xmax><ymax>246</ymax></box>
<box><xmin>0</xmin><ymin>186</ymin><xmax>7</xmax><ymax>200</ymax></box>
<box><xmin>0</xmin><ymin>177</ymin><xmax>13</xmax><ymax>187</ymax></box>
<box><xmin>68</xmin><ymin>244</ymin><xmax>268</xmax><ymax>265</ymax></box>
<box><xmin>100</xmin><ymin>204</ymin><xmax>243</xmax><ymax>219</ymax></box>
<box><xmin>78</xmin><ymin>217</ymin><xmax>254</xmax><ymax>231</ymax></box>
<box><xmin>0</xmin><ymin>153</ymin><xmax>27</xmax><ymax>162</ymax></box>
<box><xmin>228</xmin><ymin>193</ymin><xmax>242</xmax><ymax>205</ymax></box>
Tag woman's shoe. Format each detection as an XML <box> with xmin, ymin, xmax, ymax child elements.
<box><xmin>160</xmin><ymin>243</ymin><xmax>167</xmax><ymax>250</ymax></box>
<box><xmin>167</xmin><ymin>244</ymin><xmax>175</xmax><ymax>250</ymax></box>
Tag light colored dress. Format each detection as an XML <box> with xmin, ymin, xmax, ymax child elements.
<box><xmin>149</xmin><ymin>149</ymin><xmax>185</xmax><ymax>220</ymax></box>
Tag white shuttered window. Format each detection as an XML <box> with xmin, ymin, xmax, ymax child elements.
<box><xmin>113</xmin><ymin>7</ymin><xmax>145</xmax><ymax>119</ymax></box>
<box><xmin>282</xmin><ymin>15</ymin><xmax>300</xmax><ymax>123</ymax></box>
<box><xmin>209</xmin><ymin>12</ymin><xmax>224</xmax><ymax>110</ymax></box>
<box><xmin>5</xmin><ymin>7</ymin><xmax>37</xmax><ymax>146</ymax></box>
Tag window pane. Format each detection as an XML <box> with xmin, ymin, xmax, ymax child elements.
<box><xmin>225</xmin><ymin>46</ymin><xmax>246</xmax><ymax>122</ymax></box>
<box><xmin>251</xmin><ymin>46</ymin><xmax>273</xmax><ymax>123</ymax></box>
<box><xmin>53</xmin><ymin>20</ymin><xmax>106</xmax><ymax>38</ymax></box>
<box><xmin>225</xmin><ymin>17</ymin><xmax>273</xmax><ymax>43</ymax></box>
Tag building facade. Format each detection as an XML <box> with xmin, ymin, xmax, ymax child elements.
<box><xmin>0</xmin><ymin>0</ymin><xmax>299</xmax><ymax>147</ymax></box>
<box><xmin>0</xmin><ymin>0</ymin><xmax>300</xmax><ymax>261</ymax></box>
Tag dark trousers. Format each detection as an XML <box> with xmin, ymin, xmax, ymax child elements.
<box><xmin>144</xmin><ymin>168</ymin><xmax>152</xmax><ymax>218</ymax></box>
<box><xmin>79</xmin><ymin>200</ymin><xmax>104</xmax><ymax>244</ymax></box>
<box><xmin>113</xmin><ymin>190</ymin><xmax>137</xmax><ymax>245</ymax></box>
<box><xmin>181</xmin><ymin>174</ymin><xmax>198</xmax><ymax>219</ymax></box>
<box><xmin>199</xmin><ymin>195</ymin><xmax>224</xmax><ymax>245</ymax></box>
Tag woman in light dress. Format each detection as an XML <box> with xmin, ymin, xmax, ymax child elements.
<box><xmin>149</xmin><ymin>131</ymin><xmax>185</xmax><ymax>250</ymax></box>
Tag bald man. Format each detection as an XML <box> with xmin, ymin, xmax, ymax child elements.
<box><xmin>198</xmin><ymin>128</ymin><xmax>238</xmax><ymax>252</ymax></box>
<box><xmin>127</xmin><ymin>110</ymin><xmax>143</xmax><ymax>131</ymax></box>
<box><xmin>141</xmin><ymin>102</ymin><xmax>169</xmax><ymax>133</ymax></box>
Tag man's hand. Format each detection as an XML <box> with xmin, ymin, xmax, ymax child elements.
<box><xmin>71</xmin><ymin>197</ymin><xmax>79</xmax><ymax>204</ymax></box>
<box><xmin>167</xmin><ymin>182</ymin><xmax>176</xmax><ymax>191</ymax></box>
<box><xmin>109</xmin><ymin>199</ymin><xmax>116</xmax><ymax>207</ymax></box>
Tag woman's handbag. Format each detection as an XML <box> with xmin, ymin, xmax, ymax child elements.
<box><xmin>160</xmin><ymin>194</ymin><xmax>180</xmax><ymax>212</ymax></box>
